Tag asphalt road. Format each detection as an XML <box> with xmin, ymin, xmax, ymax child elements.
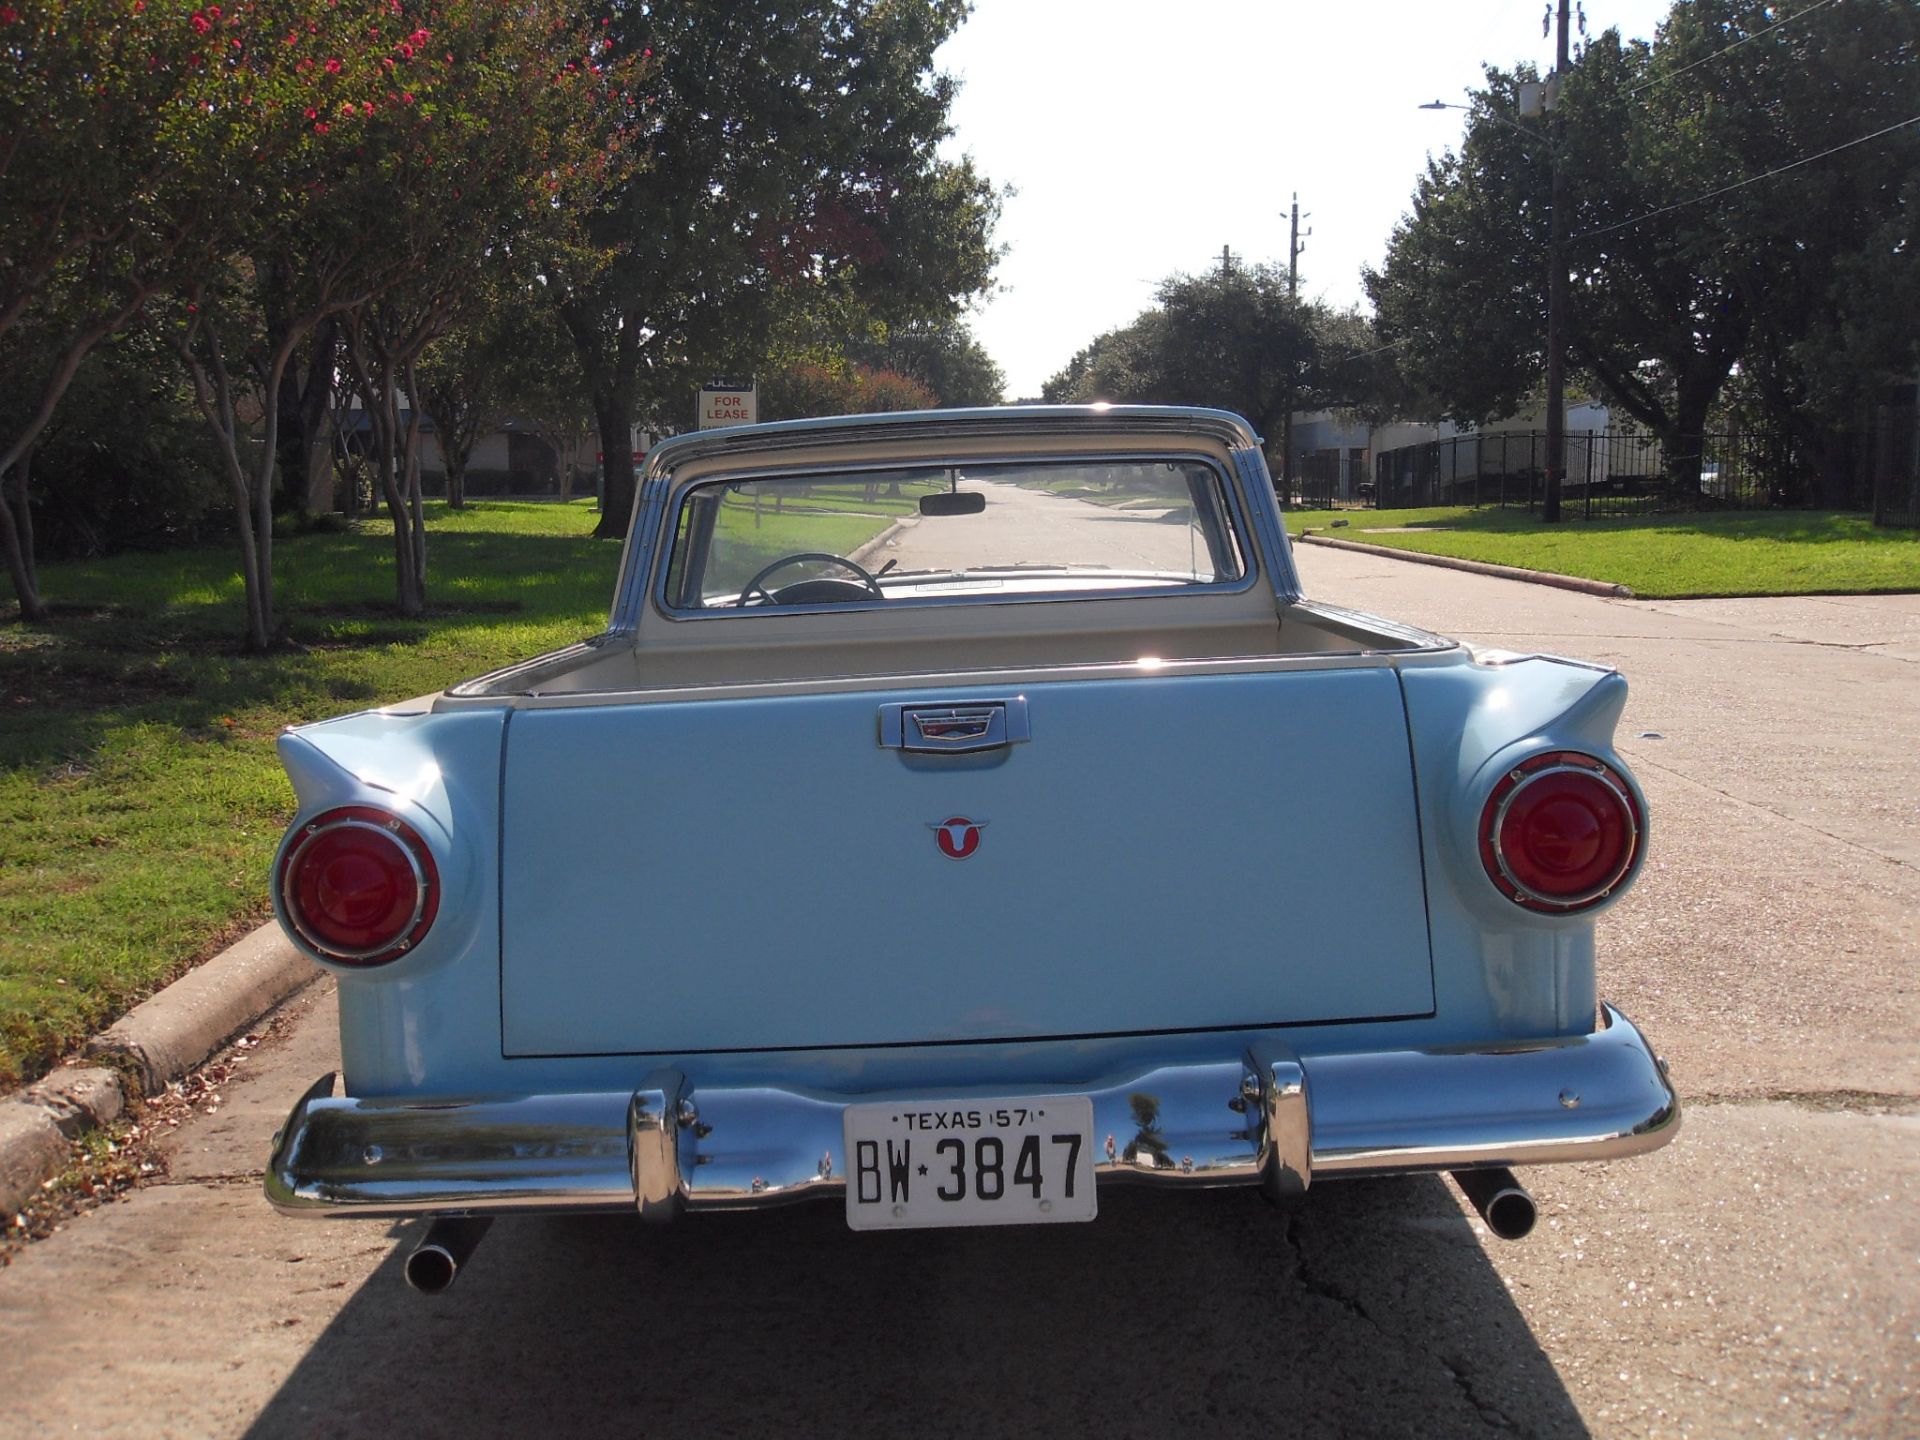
<box><xmin>865</xmin><ymin>477</ymin><xmax>1216</xmax><ymax>577</ymax></box>
<box><xmin>1</xmin><ymin>546</ymin><xmax>1915</xmax><ymax>1438</ymax></box>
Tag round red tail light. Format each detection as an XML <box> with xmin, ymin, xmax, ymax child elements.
<box><xmin>1479</xmin><ymin>752</ymin><xmax>1641</xmax><ymax>912</ymax></box>
<box><xmin>278</xmin><ymin>806</ymin><xmax>439</xmax><ymax>964</ymax></box>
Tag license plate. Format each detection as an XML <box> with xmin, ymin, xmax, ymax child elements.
<box><xmin>842</xmin><ymin>1095</ymin><xmax>1097</xmax><ymax>1231</ymax></box>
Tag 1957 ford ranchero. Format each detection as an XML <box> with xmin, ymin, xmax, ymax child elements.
<box><xmin>264</xmin><ymin>406</ymin><xmax>1679</xmax><ymax>1293</ymax></box>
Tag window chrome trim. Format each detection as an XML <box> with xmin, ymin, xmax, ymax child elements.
<box><xmin>1231</xmin><ymin>445</ymin><xmax>1301</xmax><ymax>602</ymax></box>
<box><xmin>609</xmin><ymin>477</ymin><xmax>671</xmax><ymax>638</ymax></box>
<box><xmin>643</xmin><ymin>451</ymin><xmax>1265</xmax><ymax>625</ymax></box>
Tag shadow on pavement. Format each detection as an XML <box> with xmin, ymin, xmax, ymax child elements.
<box><xmin>245</xmin><ymin>1177</ymin><xmax>1588</xmax><ymax>1439</ymax></box>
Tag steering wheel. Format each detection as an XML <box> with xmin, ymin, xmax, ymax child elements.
<box><xmin>738</xmin><ymin>552</ymin><xmax>885</xmax><ymax>607</ymax></box>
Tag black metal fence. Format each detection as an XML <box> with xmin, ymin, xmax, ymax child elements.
<box><xmin>1871</xmin><ymin>396</ymin><xmax>1920</xmax><ymax>528</ymax></box>
<box><xmin>1291</xmin><ymin>450</ymin><xmax>1358</xmax><ymax>511</ymax></box>
<box><xmin>1371</xmin><ymin>429</ymin><xmax>1875</xmax><ymax>518</ymax></box>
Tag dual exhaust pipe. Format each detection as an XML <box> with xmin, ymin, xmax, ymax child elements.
<box><xmin>403</xmin><ymin>1216</ymin><xmax>492</xmax><ymax>1295</ymax></box>
<box><xmin>1451</xmin><ymin>1167</ymin><xmax>1538</xmax><ymax>1241</ymax></box>
<box><xmin>400</xmin><ymin>1170</ymin><xmax>1535</xmax><ymax>1293</ymax></box>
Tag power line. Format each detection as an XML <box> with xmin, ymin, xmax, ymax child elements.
<box><xmin>1321</xmin><ymin>336</ymin><xmax>1416</xmax><ymax>365</ymax></box>
<box><xmin>1624</xmin><ymin>0</ymin><xmax>1835</xmax><ymax>97</ymax></box>
<box><xmin>1572</xmin><ymin>112</ymin><xmax>1920</xmax><ymax>240</ymax></box>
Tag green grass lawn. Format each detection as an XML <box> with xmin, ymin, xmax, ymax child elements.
<box><xmin>0</xmin><ymin>499</ymin><xmax>619</xmax><ymax>1088</ymax></box>
<box><xmin>1283</xmin><ymin>506</ymin><xmax>1919</xmax><ymax>598</ymax></box>
<box><xmin>709</xmin><ymin>502</ymin><xmax>895</xmax><ymax>583</ymax></box>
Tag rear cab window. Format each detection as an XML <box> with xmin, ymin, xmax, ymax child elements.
<box><xmin>661</xmin><ymin>459</ymin><xmax>1248</xmax><ymax>614</ymax></box>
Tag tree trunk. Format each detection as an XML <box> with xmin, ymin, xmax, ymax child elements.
<box><xmin>301</xmin><ymin>423</ymin><xmax>334</xmax><ymax>513</ymax></box>
<box><xmin>175</xmin><ymin>326</ymin><xmax>274</xmax><ymax>650</ymax></box>
<box><xmin>0</xmin><ymin>452</ymin><xmax>47</xmax><ymax>622</ymax></box>
<box><xmin>1659</xmin><ymin>381</ymin><xmax>1718</xmax><ymax>499</ymax></box>
<box><xmin>374</xmin><ymin>390</ymin><xmax>422</xmax><ymax>617</ymax></box>
<box><xmin>593</xmin><ymin>395</ymin><xmax>637</xmax><ymax>540</ymax></box>
<box><xmin>401</xmin><ymin>359</ymin><xmax>428</xmax><ymax>612</ymax></box>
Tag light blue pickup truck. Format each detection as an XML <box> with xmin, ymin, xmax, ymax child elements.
<box><xmin>265</xmin><ymin>406</ymin><xmax>1678</xmax><ymax>1292</ymax></box>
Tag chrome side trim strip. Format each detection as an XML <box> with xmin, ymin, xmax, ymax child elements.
<box><xmin>266</xmin><ymin>1006</ymin><xmax>1679</xmax><ymax>1218</ymax></box>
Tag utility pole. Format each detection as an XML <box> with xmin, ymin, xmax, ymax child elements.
<box><xmin>1543</xmin><ymin>0</ymin><xmax>1570</xmax><ymax>523</ymax></box>
<box><xmin>1282</xmin><ymin>194</ymin><xmax>1309</xmax><ymax>494</ymax></box>
<box><xmin>1288</xmin><ymin>195</ymin><xmax>1300</xmax><ymax>299</ymax></box>
<box><xmin>1220</xmin><ymin>243</ymin><xmax>1233</xmax><ymax>278</ymax></box>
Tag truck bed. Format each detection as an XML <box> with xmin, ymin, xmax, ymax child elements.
<box><xmin>446</xmin><ymin>600</ymin><xmax>1447</xmax><ymax>701</ymax></box>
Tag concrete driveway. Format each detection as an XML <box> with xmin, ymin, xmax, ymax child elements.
<box><xmin>0</xmin><ymin>545</ymin><xmax>1914</xmax><ymax>1438</ymax></box>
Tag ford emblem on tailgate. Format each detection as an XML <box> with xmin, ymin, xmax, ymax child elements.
<box><xmin>930</xmin><ymin>816</ymin><xmax>986</xmax><ymax>860</ymax></box>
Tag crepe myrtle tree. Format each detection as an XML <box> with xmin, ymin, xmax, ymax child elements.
<box><xmin>550</xmin><ymin>0</ymin><xmax>1000</xmax><ymax>540</ymax></box>
<box><xmin>158</xmin><ymin>0</ymin><xmax>636</xmax><ymax>639</ymax></box>
<box><xmin>327</xmin><ymin>2</ymin><xmax>639</xmax><ymax>617</ymax></box>
<box><xmin>0</xmin><ymin>0</ymin><xmax>257</xmax><ymax>620</ymax></box>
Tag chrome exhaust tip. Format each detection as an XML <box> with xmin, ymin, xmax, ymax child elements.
<box><xmin>1451</xmin><ymin>1167</ymin><xmax>1537</xmax><ymax>1241</ymax></box>
<box><xmin>403</xmin><ymin>1216</ymin><xmax>492</xmax><ymax>1294</ymax></box>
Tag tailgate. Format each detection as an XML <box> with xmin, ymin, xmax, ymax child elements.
<box><xmin>499</xmin><ymin>668</ymin><xmax>1434</xmax><ymax>1056</ymax></box>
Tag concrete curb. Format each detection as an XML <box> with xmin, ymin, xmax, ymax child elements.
<box><xmin>1295</xmin><ymin>531</ymin><xmax>1636</xmax><ymax>599</ymax></box>
<box><xmin>849</xmin><ymin>516</ymin><xmax>912</xmax><ymax>569</ymax></box>
<box><xmin>2</xmin><ymin>923</ymin><xmax>312</xmax><ymax>1218</ymax></box>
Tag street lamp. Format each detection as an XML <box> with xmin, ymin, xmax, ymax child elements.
<box><xmin>1419</xmin><ymin>86</ymin><xmax>1568</xmax><ymax>523</ymax></box>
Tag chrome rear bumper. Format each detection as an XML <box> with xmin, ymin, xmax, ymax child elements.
<box><xmin>265</xmin><ymin>1005</ymin><xmax>1679</xmax><ymax>1219</ymax></box>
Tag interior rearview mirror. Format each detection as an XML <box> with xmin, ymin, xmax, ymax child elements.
<box><xmin>919</xmin><ymin>491</ymin><xmax>986</xmax><ymax>517</ymax></box>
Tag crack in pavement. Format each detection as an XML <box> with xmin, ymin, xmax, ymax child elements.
<box><xmin>1454</xmin><ymin>630</ymin><xmax>1916</xmax><ymax>658</ymax></box>
<box><xmin>1622</xmin><ymin>751</ymin><xmax>1919</xmax><ymax>877</ymax></box>
<box><xmin>1283</xmin><ymin>1213</ymin><xmax>1518</xmax><ymax>1431</ymax></box>
<box><xmin>1686</xmin><ymin>1090</ymin><xmax>1920</xmax><ymax>1115</ymax></box>
<box><xmin>151</xmin><ymin>1170</ymin><xmax>266</xmax><ymax>1190</ymax></box>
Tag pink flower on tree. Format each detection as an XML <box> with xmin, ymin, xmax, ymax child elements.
<box><xmin>325</xmin><ymin>57</ymin><xmax>342</xmax><ymax>73</ymax></box>
<box><xmin>190</xmin><ymin>12</ymin><xmax>210</xmax><ymax>34</ymax></box>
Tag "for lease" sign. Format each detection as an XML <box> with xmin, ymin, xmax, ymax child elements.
<box><xmin>697</xmin><ymin>378</ymin><xmax>757</xmax><ymax>430</ymax></box>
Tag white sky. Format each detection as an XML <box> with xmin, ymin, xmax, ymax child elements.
<box><xmin>935</xmin><ymin>0</ymin><xmax>1675</xmax><ymax>398</ymax></box>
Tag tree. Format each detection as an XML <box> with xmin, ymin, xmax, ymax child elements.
<box><xmin>550</xmin><ymin>0</ymin><xmax>1001</xmax><ymax>540</ymax></box>
<box><xmin>1041</xmin><ymin>262</ymin><xmax>1389</xmax><ymax>462</ymax></box>
<box><xmin>1367</xmin><ymin>0</ymin><xmax>1920</xmax><ymax>492</ymax></box>
<box><xmin>759</xmin><ymin>359</ymin><xmax>935</xmax><ymax>420</ymax></box>
<box><xmin>165</xmin><ymin>0</ymin><xmax>632</xmax><ymax>635</ymax></box>
<box><xmin>852</xmin><ymin>316</ymin><xmax>1004</xmax><ymax>407</ymax></box>
<box><xmin>1041</xmin><ymin>312</ymin><xmax>1169</xmax><ymax>405</ymax></box>
<box><xmin>0</xmin><ymin>0</ymin><xmax>255</xmax><ymax>619</ymax></box>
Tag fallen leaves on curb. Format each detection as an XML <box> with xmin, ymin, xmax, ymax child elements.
<box><xmin>2</xmin><ymin>1025</ymin><xmax>275</xmax><ymax>1265</ymax></box>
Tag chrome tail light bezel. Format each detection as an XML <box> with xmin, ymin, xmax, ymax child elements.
<box><xmin>1478</xmin><ymin>751</ymin><xmax>1643</xmax><ymax>912</ymax></box>
<box><xmin>278</xmin><ymin>805</ymin><xmax>441</xmax><ymax>966</ymax></box>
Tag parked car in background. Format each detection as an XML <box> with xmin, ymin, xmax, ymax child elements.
<box><xmin>264</xmin><ymin>406</ymin><xmax>1679</xmax><ymax>1291</ymax></box>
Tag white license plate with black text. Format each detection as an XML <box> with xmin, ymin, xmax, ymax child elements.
<box><xmin>842</xmin><ymin>1096</ymin><xmax>1097</xmax><ymax>1231</ymax></box>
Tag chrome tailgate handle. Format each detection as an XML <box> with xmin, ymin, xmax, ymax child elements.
<box><xmin>879</xmin><ymin>697</ymin><xmax>1030</xmax><ymax>754</ymax></box>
